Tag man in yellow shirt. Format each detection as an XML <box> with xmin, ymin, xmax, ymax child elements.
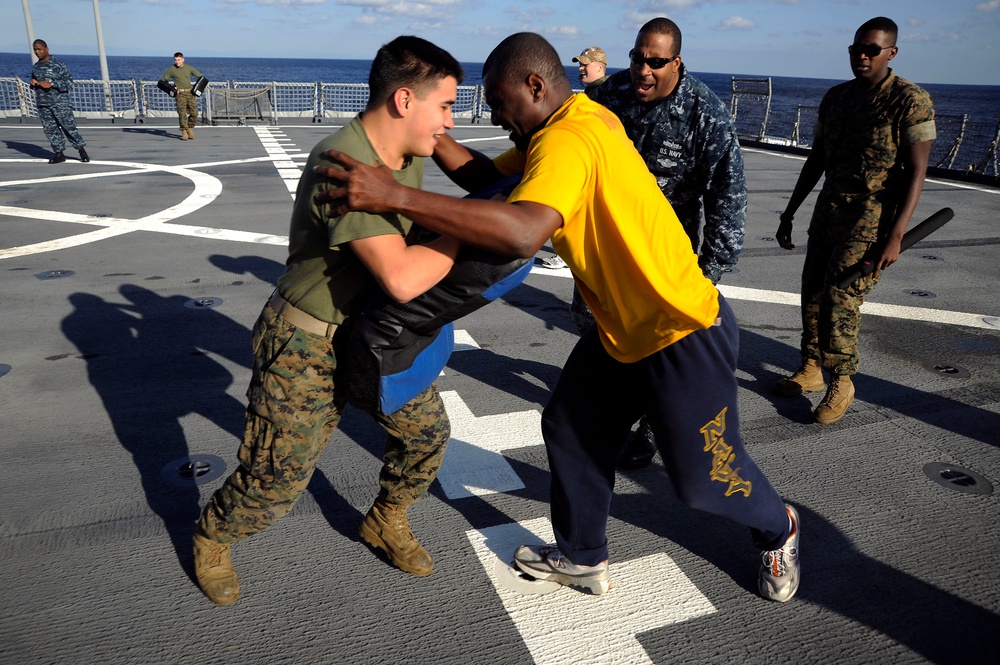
<box><xmin>316</xmin><ymin>32</ymin><xmax>800</xmax><ymax>602</ymax></box>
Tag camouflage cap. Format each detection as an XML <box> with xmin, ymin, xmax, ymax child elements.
<box><xmin>572</xmin><ymin>46</ymin><xmax>607</xmax><ymax>65</ymax></box>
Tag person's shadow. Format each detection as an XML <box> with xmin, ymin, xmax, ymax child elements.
<box><xmin>61</xmin><ymin>286</ymin><xmax>249</xmax><ymax>579</ymax></box>
<box><xmin>607</xmin><ymin>481</ymin><xmax>1000</xmax><ymax>662</ymax></box>
<box><xmin>3</xmin><ymin>139</ymin><xmax>51</xmax><ymax>159</ymax></box>
<box><xmin>736</xmin><ymin>325</ymin><xmax>1000</xmax><ymax>448</ymax></box>
<box><xmin>121</xmin><ymin>127</ymin><xmax>182</xmax><ymax>140</ymax></box>
<box><xmin>60</xmin><ymin>273</ymin><xmax>366</xmax><ymax>581</ymax></box>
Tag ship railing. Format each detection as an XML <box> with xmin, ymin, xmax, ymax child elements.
<box><xmin>2</xmin><ymin>76</ymin><xmax>997</xmax><ymax>184</ymax></box>
<box><xmin>318</xmin><ymin>83</ymin><xmax>480</xmax><ymax>120</ymax></box>
<box><xmin>0</xmin><ymin>77</ymin><xmax>28</xmax><ymax>118</ymax></box>
<box><xmin>730</xmin><ymin>76</ymin><xmax>773</xmax><ymax>142</ymax></box>
<box><xmin>0</xmin><ymin>76</ymin><xmax>139</xmax><ymax>121</ymax></box>
<box><xmin>138</xmin><ymin>80</ymin><xmax>212</xmax><ymax>119</ymax></box>
<box><xmin>932</xmin><ymin>114</ymin><xmax>969</xmax><ymax>170</ymax></box>
<box><xmin>790</xmin><ymin>105</ymin><xmax>818</xmax><ymax>148</ymax></box>
<box><xmin>474</xmin><ymin>88</ymin><xmax>584</xmax><ymax>124</ymax></box>
<box><xmin>974</xmin><ymin>119</ymin><xmax>999</xmax><ymax>177</ymax></box>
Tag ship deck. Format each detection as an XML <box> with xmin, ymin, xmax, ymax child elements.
<box><xmin>2</xmin><ymin>116</ymin><xmax>999</xmax><ymax>665</ymax></box>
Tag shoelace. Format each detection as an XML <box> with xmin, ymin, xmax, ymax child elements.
<box><xmin>199</xmin><ymin>542</ymin><xmax>226</xmax><ymax>569</ymax></box>
<box><xmin>762</xmin><ymin>544</ymin><xmax>798</xmax><ymax>576</ymax></box>
<box><xmin>762</xmin><ymin>550</ymin><xmax>786</xmax><ymax>576</ymax></box>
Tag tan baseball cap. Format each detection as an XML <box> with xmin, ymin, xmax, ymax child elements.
<box><xmin>572</xmin><ymin>46</ymin><xmax>607</xmax><ymax>65</ymax></box>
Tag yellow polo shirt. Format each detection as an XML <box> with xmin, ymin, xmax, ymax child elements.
<box><xmin>495</xmin><ymin>94</ymin><xmax>719</xmax><ymax>362</ymax></box>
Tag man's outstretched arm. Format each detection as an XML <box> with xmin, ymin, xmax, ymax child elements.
<box><xmin>431</xmin><ymin>134</ymin><xmax>505</xmax><ymax>193</ymax></box>
<box><xmin>314</xmin><ymin>150</ymin><xmax>561</xmax><ymax>259</ymax></box>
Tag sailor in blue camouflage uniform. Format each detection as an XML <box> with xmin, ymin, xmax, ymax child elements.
<box><xmin>30</xmin><ymin>40</ymin><xmax>89</xmax><ymax>164</ymax></box>
<box><xmin>582</xmin><ymin>17</ymin><xmax>747</xmax><ymax>468</ymax></box>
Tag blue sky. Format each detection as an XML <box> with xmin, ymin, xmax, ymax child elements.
<box><xmin>5</xmin><ymin>0</ymin><xmax>999</xmax><ymax>85</ymax></box>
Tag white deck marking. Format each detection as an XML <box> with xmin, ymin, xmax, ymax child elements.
<box><xmin>436</xmin><ymin>391</ymin><xmax>543</xmax><ymax>499</ymax></box>
<box><xmin>1</xmin><ymin>153</ymin><xmax>995</xmax><ymax>329</ymax></box>
<box><xmin>454</xmin><ymin>329</ymin><xmax>480</xmax><ymax>351</ymax></box>
<box><xmin>520</xmin><ymin>274</ymin><xmax>999</xmax><ymax>330</ymax></box>
<box><xmin>0</xmin><ymin>159</ymin><xmax>225</xmax><ymax>259</ymax></box>
<box><xmin>254</xmin><ymin>126</ymin><xmax>302</xmax><ymax>199</ymax></box>
<box><xmin>467</xmin><ymin>518</ymin><xmax>717</xmax><ymax>665</ymax></box>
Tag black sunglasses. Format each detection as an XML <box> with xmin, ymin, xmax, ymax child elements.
<box><xmin>628</xmin><ymin>49</ymin><xmax>679</xmax><ymax>70</ymax></box>
<box><xmin>848</xmin><ymin>43</ymin><xmax>893</xmax><ymax>58</ymax></box>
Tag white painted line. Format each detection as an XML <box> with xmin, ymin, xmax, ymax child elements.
<box><xmin>254</xmin><ymin>126</ymin><xmax>302</xmax><ymax>200</ymax></box>
<box><xmin>717</xmin><ymin>284</ymin><xmax>1000</xmax><ymax>330</ymax></box>
<box><xmin>524</xmin><ymin>270</ymin><xmax>998</xmax><ymax>329</ymax></box>
<box><xmin>742</xmin><ymin>147</ymin><xmax>1000</xmax><ymax>194</ymax></box>
<box><xmin>0</xmin><ymin>160</ymin><xmax>226</xmax><ymax>259</ymax></box>
<box><xmin>437</xmin><ymin>391</ymin><xmax>542</xmax><ymax>499</ymax></box>
<box><xmin>456</xmin><ymin>135</ymin><xmax>511</xmax><ymax>144</ymax></box>
<box><xmin>454</xmin><ymin>329</ymin><xmax>480</xmax><ymax>351</ymax></box>
<box><xmin>467</xmin><ymin>518</ymin><xmax>716</xmax><ymax>665</ymax></box>
<box><xmin>530</xmin><ymin>264</ymin><xmax>572</xmax><ymax>277</ymax></box>
<box><xmin>718</xmin><ymin>284</ymin><xmax>800</xmax><ymax>307</ymax></box>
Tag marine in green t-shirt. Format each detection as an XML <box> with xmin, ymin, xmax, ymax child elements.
<box><xmin>192</xmin><ymin>36</ymin><xmax>465</xmax><ymax>607</ymax></box>
<box><xmin>160</xmin><ymin>52</ymin><xmax>203</xmax><ymax>139</ymax></box>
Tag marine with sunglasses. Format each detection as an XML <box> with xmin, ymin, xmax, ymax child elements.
<box><xmin>772</xmin><ymin>16</ymin><xmax>935</xmax><ymax>424</ymax></box>
<box><xmin>580</xmin><ymin>17</ymin><xmax>747</xmax><ymax>469</ymax></box>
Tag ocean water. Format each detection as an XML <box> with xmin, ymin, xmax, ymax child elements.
<box><xmin>5</xmin><ymin>53</ymin><xmax>997</xmax><ymax>111</ymax></box>
<box><xmin>4</xmin><ymin>52</ymin><xmax>997</xmax><ymax>145</ymax></box>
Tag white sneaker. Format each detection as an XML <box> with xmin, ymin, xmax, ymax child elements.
<box><xmin>759</xmin><ymin>504</ymin><xmax>800</xmax><ymax>602</ymax></box>
<box><xmin>538</xmin><ymin>255</ymin><xmax>566</xmax><ymax>269</ymax></box>
<box><xmin>514</xmin><ymin>544</ymin><xmax>610</xmax><ymax>595</ymax></box>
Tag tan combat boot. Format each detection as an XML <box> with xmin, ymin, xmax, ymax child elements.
<box><xmin>772</xmin><ymin>358</ymin><xmax>826</xmax><ymax>396</ymax></box>
<box><xmin>814</xmin><ymin>375</ymin><xmax>855</xmax><ymax>424</ymax></box>
<box><xmin>193</xmin><ymin>531</ymin><xmax>240</xmax><ymax>605</ymax></box>
<box><xmin>187</xmin><ymin>127</ymin><xmax>195</xmax><ymax>139</ymax></box>
<box><xmin>359</xmin><ymin>499</ymin><xmax>433</xmax><ymax>577</ymax></box>
<box><xmin>180</xmin><ymin>129</ymin><xmax>188</xmax><ymax>141</ymax></box>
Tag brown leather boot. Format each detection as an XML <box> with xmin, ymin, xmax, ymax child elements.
<box><xmin>193</xmin><ymin>531</ymin><xmax>240</xmax><ymax>605</ymax></box>
<box><xmin>359</xmin><ymin>499</ymin><xmax>433</xmax><ymax>576</ymax></box>
<box><xmin>773</xmin><ymin>358</ymin><xmax>826</xmax><ymax>396</ymax></box>
<box><xmin>814</xmin><ymin>375</ymin><xmax>855</xmax><ymax>424</ymax></box>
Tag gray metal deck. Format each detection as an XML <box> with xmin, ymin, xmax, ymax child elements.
<box><xmin>2</xmin><ymin>116</ymin><xmax>999</xmax><ymax>665</ymax></box>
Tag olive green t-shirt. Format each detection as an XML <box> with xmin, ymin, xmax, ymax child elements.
<box><xmin>160</xmin><ymin>64</ymin><xmax>203</xmax><ymax>89</ymax></box>
<box><xmin>276</xmin><ymin>115</ymin><xmax>424</xmax><ymax>324</ymax></box>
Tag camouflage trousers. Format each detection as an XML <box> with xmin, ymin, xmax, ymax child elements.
<box><xmin>799</xmin><ymin>234</ymin><xmax>881</xmax><ymax>375</ymax></box>
<box><xmin>38</xmin><ymin>103</ymin><xmax>85</xmax><ymax>152</ymax></box>
<box><xmin>198</xmin><ymin>301</ymin><xmax>451</xmax><ymax>543</ymax></box>
<box><xmin>175</xmin><ymin>91</ymin><xmax>197</xmax><ymax>130</ymax></box>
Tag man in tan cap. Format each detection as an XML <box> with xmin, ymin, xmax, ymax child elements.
<box><xmin>572</xmin><ymin>46</ymin><xmax>609</xmax><ymax>89</ymax></box>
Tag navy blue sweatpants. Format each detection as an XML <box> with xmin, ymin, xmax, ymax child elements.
<box><xmin>542</xmin><ymin>295</ymin><xmax>790</xmax><ymax>566</ymax></box>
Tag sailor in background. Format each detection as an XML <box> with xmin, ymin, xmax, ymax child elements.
<box><xmin>30</xmin><ymin>39</ymin><xmax>89</xmax><ymax>164</ymax></box>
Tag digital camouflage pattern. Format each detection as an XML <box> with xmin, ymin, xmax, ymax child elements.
<box><xmin>808</xmin><ymin>70</ymin><xmax>936</xmax><ymax>243</ymax></box>
<box><xmin>587</xmin><ymin>65</ymin><xmax>747</xmax><ymax>283</ymax></box>
<box><xmin>174</xmin><ymin>91</ymin><xmax>197</xmax><ymax>130</ymax></box>
<box><xmin>799</xmin><ymin>70</ymin><xmax>936</xmax><ymax>375</ymax></box>
<box><xmin>38</xmin><ymin>105</ymin><xmax>86</xmax><ymax>152</ymax></box>
<box><xmin>799</xmin><ymin>236</ymin><xmax>880</xmax><ymax>376</ymax></box>
<box><xmin>198</xmin><ymin>303</ymin><xmax>450</xmax><ymax>543</ymax></box>
<box><xmin>31</xmin><ymin>56</ymin><xmax>74</xmax><ymax>107</ymax></box>
<box><xmin>31</xmin><ymin>57</ymin><xmax>86</xmax><ymax>152</ymax></box>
